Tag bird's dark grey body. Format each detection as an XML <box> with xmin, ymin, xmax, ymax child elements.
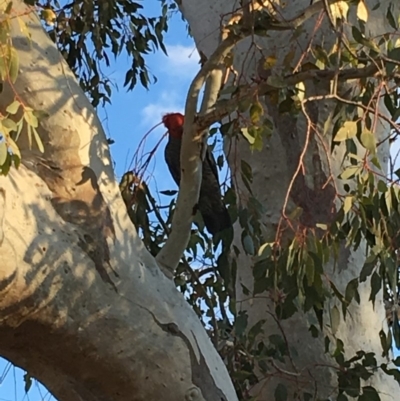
<box><xmin>164</xmin><ymin>136</ymin><xmax>231</xmax><ymax>235</ymax></box>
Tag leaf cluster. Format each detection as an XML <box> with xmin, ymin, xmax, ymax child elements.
<box><xmin>42</xmin><ymin>0</ymin><xmax>172</xmax><ymax>105</ymax></box>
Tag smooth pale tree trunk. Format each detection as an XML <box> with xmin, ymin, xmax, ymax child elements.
<box><xmin>0</xmin><ymin>2</ymin><xmax>238</xmax><ymax>401</ymax></box>
<box><xmin>180</xmin><ymin>0</ymin><xmax>399</xmax><ymax>399</ymax></box>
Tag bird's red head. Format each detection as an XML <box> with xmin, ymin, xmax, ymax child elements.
<box><xmin>162</xmin><ymin>113</ymin><xmax>184</xmax><ymax>138</ymax></box>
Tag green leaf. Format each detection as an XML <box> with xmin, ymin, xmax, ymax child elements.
<box><xmin>282</xmin><ymin>49</ymin><xmax>295</xmax><ymax>69</ymax></box>
<box><xmin>266</xmin><ymin>75</ymin><xmax>287</xmax><ymax>88</ymax></box>
<box><xmin>258</xmin><ymin>242</ymin><xmax>272</xmax><ymax>259</ymax></box>
<box><xmin>6</xmin><ymin>100</ymin><xmax>20</xmax><ymax>115</ymax></box>
<box><xmin>363</xmin><ymin>352</ymin><xmax>377</xmax><ymax>368</ymax></box>
<box><xmin>330</xmin><ymin>1</ymin><xmax>349</xmax><ymax>21</ymax></box>
<box><xmin>324</xmin><ymin>335</ymin><xmax>331</xmax><ymax>352</ymax></box>
<box><xmin>384</xmin><ymin>93</ymin><xmax>395</xmax><ymax>115</ymax></box>
<box><xmin>377</xmin><ymin>180</ymin><xmax>387</xmax><ymax>193</ymax></box>
<box><xmin>241</xmin><ymin>283</ymin><xmax>250</xmax><ymax>296</ymax></box>
<box><xmin>240</xmin><ymin>159</ymin><xmax>253</xmax><ymax>182</ymax></box>
<box><xmin>274</xmin><ymin>383</ymin><xmax>288</xmax><ymax>401</ymax></box>
<box><xmin>242</xmin><ymin>234</ymin><xmax>255</xmax><ymax>255</ymax></box>
<box><xmin>216</xmin><ymin>252</ymin><xmax>231</xmax><ymax>284</ymax></box>
<box><xmin>33</xmin><ymin>110</ymin><xmax>50</xmax><ymax>120</ymax></box>
<box><xmin>330</xmin><ymin>281</ymin><xmax>345</xmax><ymax>303</ymax></box>
<box><xmin>0</xmin><ymin>20</ymin><xmax>10</xmax><ymax>45</ymax></box>
<box><xmin>5</xmin><ymin>2</ymin><xmax>13</xmax><ymax>14</ymax></box>
<box><xmin>393</xmin><ymin>314</ymin><xmax>400</xmax><ymax>349</ymax></box>
<box><xmin>379</xmin><ymin>330</ymin><xmax>390</xmax><ymax>356</ymax></box>
<box><xmin>331</xmin><ymin>305</ymin><xmax>340</xmax><ymax>335</ymax></box>
<box><xmin>295</xmin><ymin>81</ymin><xmax>305</xmax><ymax>102</ymax></box>
<box><xmin>1</xmin><ymin>117</ymin><xmax>17</xmax><ymax>131</ymax></box>
<box><xmin>335</xmin><ymin>121</ymin><xmax>358</xmax><ymax>141</ymax></box>
<box><xmin>14</xmin><ymin>119</ymin><xmax>23</xmax><ymax>142</ymax></box>
<box><xmin>159</xmin><ymin>190</ymin><xmax>178</xmax><ymax>196</ymax></box>
<box><xmin>340</xmin><ymin>165</ymin><xmax>361</xmax><ymax>180</ymax></box>
<box><xmin>241</xmin><ymin>128</ymin><xmax>255</xmax><ymax>144</ymax></box>
<box><xmin>254</xmin><ymin>277</ymin><xmax>268</xmax><ymax>295</ymax></box>
<box><xmin>253</xmin><ymin>261</ymin><xmax>267</xmax><ymax>280</ymax></box>
<box><xmin>369</xmin><ymin>272</ymin><xmax>381</xmax><ymax>306</ymax></box>
<box><xmin>6</xmin><ymin>135</ymin><xmax>20</xmax><ymax>159</ymax></box>
<box><xmin>0</xmin><ymin>141</ymin><xmax>8</xmax><ymax>165</ymax></box>
<box><xmin>238</xmin><ymin>97</ymin><xmax>252</xmax><ymax>113</ymax></box>
<box><xmin>0</xmin><ymin>45</ymin><xmax>9</xmax><ymax>80</ymax></box>
<box><xmin>23</xmin><ymin>373</ymin><xmax>32</xmax><ymax>393</ymax></box>
<box><xmin>8</xmin><ymin>47</ymin><xmax>18</xmax><ymax>83</ymax></box>
<box><xmin>387</xmin><ymin>47</ymin><xmax>400</xmax><ymax>76</ymax></box>
<box><xmin>288</xmin><ymin>206</ymin><xmax>303</xmax><ymax>220</ymax></box>
<box><xmin>251</xmin><ymin>130</ymin><xmax>264</xmax><ymax>151</ymax></box>
<box><xmin>343</xmin><ymin>196</ymin><xmax>353</xmax><ymax>214</ymax></box>
<box><xmin>357</xmin><ymin>1</ymin><xmax>368</xmax><ymax>22</ymax></box>
<box><xmin>305</xmin><ymin>255</ymin><xmax>315</xmax><ymax>286</ymax></box>
<box><xmin>250</xmin><ymin>101</ymin><xmax>264</xmax><ymax>124</ymax></box>
<box><xmin>345</xmin><ymin>278</ymin><xmax>359</xmax><ymax>304</ymax></box>
<box><xmin>360</xmin><ymin>258</ymin><xmax>376</xmax><ymax>282</ymax></box>
<box><xmin>352</xmin><ymin>26</ymin><xmax>364</xmax><ymax>44</ymax></box>
<box><xmin>316</xmin><ymin>223</ymin><xmax>328</xmax><ymax>230</ymax></box>
<box><xmin>24</xmin><ymin>110</ymin><xmax>38</xmax><ymax>128</ymax></box>
<box><xmin>248</xmin><ymin>320</ymin><xmax>266</xmax><ymax>343</ymax></box>
<box><xmin>386</xmin><ymin>5</ymin><xmax>398</xmax><ymax>29</ymax></box>
<box><xmin>359</xmin><ymin>386</ymin><xmax>380</xmax><ymax>401</ymax></box>
<box><xmin>31</xmin><ymin>127</ymin><xmax>44</xmax><ymax>153</ymax></box>
<box><xmin>360</xmin><ymin>130</ymin><xmax>376</xmax><ymax>155</ymax></box>
<box><xmin>351</xmin><ymin>26</ymin><xmax>380</xmax><ymax>52</ymax></box>
<box><xmin>41</xmin><ymin>8</ymin><xmax>56</xmax><ymax>25</ymax></box>
<box><xmin>263</xmin><ymin>55</ymin><xmax>277</xmax><ymax>69</ymax></box>
<box><xmin>234</xmin><ymin>311</ymin><xmax>248</xmax><ymax>337</ymax></box>
<box><xmin>140</xmin><ymin>70</ymin><xmax>149</xmax><ymax>88</ymax></box>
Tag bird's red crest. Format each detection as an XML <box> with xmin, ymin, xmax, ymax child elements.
<box><xmin>162</xmin><ymin>113</ymin><xmax>184</xmax><ymax>138</ymax></box>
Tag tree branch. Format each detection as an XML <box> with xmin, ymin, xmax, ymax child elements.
<box><xmin>198</xmin><ymin>63</ymin><xmax>384</xmax><ymax>129</ymax></box>
<box><xmin>156</xmin><ymin>36</ymin><xmax>237</xmax><ymax>272</ymax></box>
<box><xmin>156</xmin><ymin>0</ymin><xmax>367</xmax><ymax>273</ymax></box>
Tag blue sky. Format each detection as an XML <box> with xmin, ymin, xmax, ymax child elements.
<box><xmin>99</xmin><ymin>6</ymin><xmax>200</xmax><ymax>185</ymax></box>
<box><xmin>103</xmin><ymin>38</ymin><xmax>200</xmax><ymax>180</ymax></box>
<box><xmin>0</xmin><ymin>3</ymin><xmax>197</xmax><ymax>400</ymax></box>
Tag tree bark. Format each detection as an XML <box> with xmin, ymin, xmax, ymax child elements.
<box><xmin>0</xmin><ymin>2</ymin><xmax>237</xmax><ymax>401</ymax></box>
<box><xmin>180</xmin><ymin>0</ymin><xmax>400</xmax><ymax>399</ymax></box>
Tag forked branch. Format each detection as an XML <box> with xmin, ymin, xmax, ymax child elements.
<box><xmin>156</xmin><ymin>0</ymin><xmax>376</xmax><ymax>274</ymax></box>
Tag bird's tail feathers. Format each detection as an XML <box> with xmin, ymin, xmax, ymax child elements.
<box><xmin>202</xmin><ymin>206</ymin><xmax>232</xmax><ymax>236</ymax></box>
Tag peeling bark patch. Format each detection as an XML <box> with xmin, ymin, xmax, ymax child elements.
<box><xmin>0</xmin><ymin>188</ymin><xmax>18</xmax><ymax>293</ymax></box>
<box><xmin>165</xmin><ymin>322</ymin><xmax>180</xmax><ymax>335</ymax></box>
<box><xmin>267</xmin><ymin>98</ymin><xmax>336</xmax><ymax>226</ymax></box>
<box><xmin>290</xmin><ymin>149</ymin><xmax>336</xmax><ymax>226</ymax></box>
<box><xmin>153</xmin><ymin>317</ymin><xmax>227</xmax><ymax>401</ymax></box>
<box><xmin>185</xmin><ymin>331</ymin><xmax>227</xmax><ymax>401</ymax></box>
<box><xmin>23</xmin><ymin>125</ymin><xmax>117</xmax><ymax>290</ymax></box>
<box><xmin>49</xmin><ymin>168</ymin><xmax>118</xmax><ymax>292</ymax></box>
<box><xmin>0</xmin><ymin>188</ymin><xmax>5</xmax><ymax>245</ymax></box>
<box><xmin>0</xmin><ymin>269</ymin><xmax>17</xmax><ymax>293</ymax></box>
<box><xmin>76</xmin><ymin>233</ymin><xmax>119</xmax><ymax>292</ymax></box>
